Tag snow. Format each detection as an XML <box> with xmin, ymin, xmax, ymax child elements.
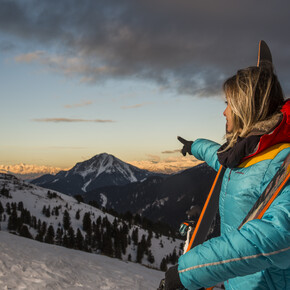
<box><xmin>0</xmin><ymin>231</ymin><xmax>164</xmax><ymax>290</ymax></box>
<box><xmin>0</xmin><ymin>173</ymin><xmax>183</xmax><ymax>271</ymax></box>
<box><xmin>100</xmin><ymin>193</ymin><xmax>108</xmax><ymax>208</ymax></box>
<box><xmin>82</xmin><ymin>179</ymin><xmax>92</xmax><ymax>192</ymax></box>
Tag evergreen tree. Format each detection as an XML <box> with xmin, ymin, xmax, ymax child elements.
<box><xmin>44</xmin><ymin>225</ymin><xmax>55</xmax><ymax>244</ymax></box>
<box><xmin>136</xmin><ymin>235</ymin><xmax>147</xmax><ymax>263</ymax></box>
<box><xmin>42</xmin><ymin>205</ymin><xmax>47</xmax><ymax>215</ymax></box>
<box><xmin>75</xmin><ymin>209</ymin><xmax>80</xmax><ymax>220</ymax></box>
<box><xmin>76</xmin><ymin>228</ymin><xmax>84</xmax><ymax>250</ymax></box>
<box><xmin>160</xmin><ymin>258</ymin><xmax>167</xmax><ymax>271</ymax></box>
<box><xmin>82</xmin><ymin>212</ymin><xmax>92</xmax><ymax>234</ymax></box>
<box><xmin>0</xmin><ymin>201</ymin><xmax>4</xmax><ymax>222</ymax></box>
<box><xmin>170</xmin><ymin>248</ymin><xmax>178</xmax><ymax>264</ymax></box>
<box><xmin>67</xmin><ymin>226</ymin><xmax>75</xmax><ymax>248</ymax></box>
<box><xmin>63</xmin><ymin>210</ymin><xmax>71</xmax><ymax>232</ymax></box>
<box><xmin>102</xmin><ymin>233</ymin><xmax>113</xmax><ymax>257</ymax></box>
<box><xmin>0</xmin><ymin>186</ymin><xmax>10</xmax><ymax>198</ymax></box>
<box><xmin>17</xmin><ymin>201</ymin><xmax>24</xmax><ymax>211</ymax></box>
<box><xmin>147</xmin><ymin>229</ymin><xmax>153</xmax><ymax>248</ymax></box>
<box><xmin>132</xmin><ymin>228</ymin><xmax>139</xmax><ymax>245</ymax></box>
<box><xmin>147</xmin><ymin>250</ymin><xmax>155</xmax><ymax>264</ymax></box>
<box><xmin>114</xmin><ymin>229</ymin><xmax>122</xmax><ymax>259</ymax></box>
<box><xmin>62</xmin><ymin>234</ymin><xmax>68</xmax><ymax>247</ymax></box>
<box><xmin>35</xmin><ymin>231</ymin><xmax>43</xmax><ymax>242</ymax></box>
<box><xmin>6</xmin><ymin>202</ymin><xmax>11</xmax><ymax>215</ymax></box>
<box><xmin>45</xmin><ymin>206</ymin><xmax>51</xmax><ymax>218</ymax></box>
<box><xmin>55</xmin><ymin>206</ymin><xmax>59</xmax><ymax>216</ymax></box>
<box><xmin>41</xmin><ymin>221</ymin><xmax>47</xmax><ymax>237</ymax></box>
<box><xmin>19</xmin><ymin>225</ymin><xmax>33</xmax><ymax>239</ymax></box>
<box><xmin>8</xmin><ymin>207</ymin><xmax>18</xmax><ymax>231</ymax></box>
<box><xmin>55</xmin><ymin>228</ymin><xmax>63</xmax><ymax>245</ymax></box>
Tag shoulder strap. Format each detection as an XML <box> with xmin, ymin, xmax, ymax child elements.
<box><xmin>185</xmin><ymin>165</ymin><xmax>225</xmax><ymax>252</ymax></box>
<box><xmin>238</xmin><ymin>152</ymin><xmax>290</xmax><ymax>229</ymax></box>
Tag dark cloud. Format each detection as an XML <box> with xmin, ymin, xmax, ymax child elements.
<box><xmin>1</xmin><ymin>0</ymin><xmax>290</xmax><ymax>96</ymax></box>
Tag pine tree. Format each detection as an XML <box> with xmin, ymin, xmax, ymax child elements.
<box><xmin>44</xmin><ymin>225</ymin><xmax>55</xmax><ymax>244</ymax></box>
<box><xmin>136</xmin><ymin>235</ymin><xmax>147</xmax><ymax>263</ymax></box>
<box><xmin>63</xmin><ymin>210</ymin><xmax>71</xmax><ymax>232</ymax></box>
<box><xmin>67</xmin><ymin>226</ymin><xmax>75</xmax><ymax>248</ymax></box>
<box><xmin>147</xmin><ymin>250</ymin><xmax>155</xmax><ymax>264</ymax></box>
<box><xmin>41</xmin><ymin>221</ymin><xmax>47</xmax><ymax>237</ymax></box>
<box><xmin>19</xmin><ymin>225</ymin><xmax>33</xmax><ymax>239</ymax></box>
<box><xmin>42</xmin><ymin>205</ymin><xmax>47</xmax><ymax>215</ymax></box>
<box><xmin>55</xmin><ymin>228</ymin><xmax>63</xmax><ymax>245</ymax></box>
<box><xmin>102</xmin><ymin>233</ymin><xmax>113</xmax><ymax>257</ymax></box>
<box><xmin>160</xmin><ymin>258</ymin><xmax>167</xmax><ymax>271</ymax></box>
<box><xmin>17</xmin><ymin>201</ymin><xmax>24</xmax><ymax>211</ymax></box>
<box><xmin>113</xmin><ymin>229</ymin><xmax>122</xmax><ymax>259</ymax></box>
<box><xmin>0</xmin><ymin>201</ymin><xmax>4</xmax><ymax>222</ymax></box>
<box><xmin>45</xmin><ymin>206</ymin><xmax>51</xmax><ymax>218</ymax></box>
<box><xmin>6</xmin><ymin>202</ymin><xmax>11</xmax><ymax>215</ymax></box>
<box><xmin>8</xmin><ymin>207</ymin><xmax>18</xmax><ymax>231</ymax></box>
<box><xmin>132</xmin><ymin>228</ymin><xmax>139</xmax><ymax>245</ymax></box>
<box><xmin>147</xmin><ymin>229</ymin><xmax>153</xmax><ymax>248</ymax></box>
<box><xmin>76</xmin><ymin>228</ymin><xmax>84</xmax><ymax>250</ymax></box>
<box><xmin>75</xmin><ymin>209</ymin><xmax>80</xmax><ymax>220</ymax></box>
<box><xmin>82</xmin><ymin>212</ymin><xmax>92</xmax><ymax>234</ymax></box>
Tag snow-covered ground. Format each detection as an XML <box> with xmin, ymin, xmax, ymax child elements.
<box><xmin>0</xmin><ymin>173</ymin><xmax>183</xmax><ymax>270</ymax></box>
<box><xmin>0</xmin><ymin>231</ymin><xmax>164</xmax><ymax>289</ymax></box>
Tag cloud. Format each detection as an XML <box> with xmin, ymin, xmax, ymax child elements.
<box><xmin>162</xmin><ymin>149</ymin><xmax>180</xmax><ymax>154</ymax></box>
<box><xmin>121</xmin><ymin>103</ymin><xmax>150</xmax><ymax>109</ymax></box>
<box><xmin>2</xmin><ymin>1</ymin><xmax>290</xmax><ymax>96</ymax></box>
<box><xmin>64</xmin><ymin>100</ymin><xmax>93</xmax><ymax>109</ymax></box>
<box><xmin>129</xmin><ymin>155</ymin><xmax>203</xmax><ymax>174</ymax></box>
<box><xmin>0</xmin><ymin>163</ymin><xmax>67</xmax><ymax>180</ymax></box>
<box><xmin>33</xmin><ymin>118</ymin><xmax>115</xmax><ymax>123</ymax></box>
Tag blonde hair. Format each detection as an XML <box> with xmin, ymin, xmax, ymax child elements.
<box><xmin>223</xmin><ymin>65</ymin><xmax>284</xmax><ymax>150</ymax></box>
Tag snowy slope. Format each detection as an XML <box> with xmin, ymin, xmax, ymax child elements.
<box><xmin>0</xmin><ymin>173</ymin><xmax>183</xmax><ymax>271</ymax></box>
<box><xmin>0</xmin><ymin>231</ymin><xmax>164</xmax><ymax>290</ymax></box>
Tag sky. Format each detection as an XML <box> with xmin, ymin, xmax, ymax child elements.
<box><xmin>0</xmin><ymin>0</ymin><xmax>290</xmax><ymax>176</ymax></box>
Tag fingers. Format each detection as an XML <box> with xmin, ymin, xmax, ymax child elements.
<box><xmin>177</xmin><ymin>136</ymin><xmax>188</xmax><ymax>144</ymax></box>
<box><xmin>181</xmin><ymin>147</ymin><xmax>186</xmax><ymax>156</ymax></box>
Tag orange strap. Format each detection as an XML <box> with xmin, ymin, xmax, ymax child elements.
<box><xmin>257</xmin><ymin>164</ymin><xmax>290</xmax><ymax>219</ymax></box>
<box><xmin>185</xmin><ymin>165</ymin><xmax>224</xmax><ymax>253</ymax></box>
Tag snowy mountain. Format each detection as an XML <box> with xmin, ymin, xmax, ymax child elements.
<box><xmin>31</xmin><ymin>153</ymin><xmax>167</xmax><ymax>196</ymax></box>
<box><xmin>0</xmin><ymin>173</ymin><xmax>183</xmax><ymax>273</ymax></box>
<box><xmin>84</xmin><ymin>163</ymin><xmax>218</xmax><ymax>234</ymax></box>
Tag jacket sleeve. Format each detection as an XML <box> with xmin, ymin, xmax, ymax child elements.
<box><xmin>191</xmin><ymin>139</ymin><xmax>221</xmax><ymax>172</ymax></box>
<box><xmin>178</xmin><ymin>182</ymin><xmax>290</xmax><ymax>290</ymax></box>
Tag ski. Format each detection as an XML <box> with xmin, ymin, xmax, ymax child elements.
<box><xmin>257</xmin><ymin>40</ymin><xmax>272</xmax><ymax>67</ymax></box>
<box><xmin>184</xmin><ymin>165</ymin><xmax>226</xmax><ymax>253</ymax></box>
<box><xmin>238</xmin><ymin>152</ymin><xmax>290</xmax><ymax>229</ymax></box>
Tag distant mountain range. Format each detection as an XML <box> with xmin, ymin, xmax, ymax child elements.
<box><xmin>31</xmin><ymin>153</ymin><xmax>219</xmax><ymax>237</ymax></box>
<box><xmin>31</xmin><ymin>153</ymin><xmax>166</xmax><ymax>196</ymax></box>
<box><xmin>83</xmin><ymin>163</ymin><xmax>217</xmax><ymax>230</ymax></box>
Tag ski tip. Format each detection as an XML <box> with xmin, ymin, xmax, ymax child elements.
<box><xmin>257</xmin><ymin>40</ymin><xmax>273</xmax><ymax>67</ymax></box>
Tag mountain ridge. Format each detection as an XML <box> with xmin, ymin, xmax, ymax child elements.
<box><xmin>31</xmin><ymin>153</ymin><xmax>167</xmax><ymax>196</ymax></box>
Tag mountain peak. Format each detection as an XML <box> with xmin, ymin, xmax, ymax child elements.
<box><xmin>31</xmin><ymin>153</ymin><xmax>164</xmax><ymax>195</ymax></box>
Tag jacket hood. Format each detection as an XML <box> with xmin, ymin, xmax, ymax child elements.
<box><xmin>242</xmin><ymin>99</ymin><xmax>290</xmax><ymax>161</ymax></box>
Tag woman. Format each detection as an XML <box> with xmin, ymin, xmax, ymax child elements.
<box><xmin>165</xmin><ymin>42</ymin><xmax>290</xmax><ymax>289</ymax></box>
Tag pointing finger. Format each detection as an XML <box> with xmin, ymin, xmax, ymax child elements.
<box><xmin>177</xmin><ymin>136</ymin><xmax>188</xmax><ymax>144</ymax></box>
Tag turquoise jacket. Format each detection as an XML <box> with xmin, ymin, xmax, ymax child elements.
<box><xmin>178</xmin><ymin>139</ymin><xmax>290</xmax><ymax>290</ymax></box>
